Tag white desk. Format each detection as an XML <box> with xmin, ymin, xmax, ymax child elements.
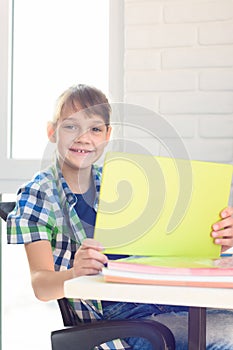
<box><xmin>64</xmin><ymin>275</ymin><xmax>233</xmax><ymax>350</ymax></box>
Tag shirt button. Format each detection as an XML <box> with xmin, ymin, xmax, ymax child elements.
<box><xmin>68</xmin><ymin>194</ymin><xmax>74</xmax><ymax>202</ymax></box>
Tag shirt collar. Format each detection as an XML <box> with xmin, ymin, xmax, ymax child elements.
<box><xmin>51</xmin><ymin>159</ymin><xmax>102</xmax><ymax>209</ymax></box>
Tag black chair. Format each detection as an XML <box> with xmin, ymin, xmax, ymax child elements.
<box><xmin>0</xmin><ymin>201</ymin><xmax>175</xmax><ymax>350</ymax></box>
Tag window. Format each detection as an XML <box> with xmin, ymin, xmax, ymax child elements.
<box><xmin>0</xmin><ymin>1</ymin><xmax>123</xmax><ymax>349</ymax></box>
<box><xmin>12</xmin><ymin>0</ymin><xmax>109</xmax><ymax>159</ymax></box>
<box><xmin>0</xmin><ymin>0</ymin><xmax>123</xmax><ymax>193</ymax></box>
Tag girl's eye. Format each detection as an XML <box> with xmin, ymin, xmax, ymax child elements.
<box><xmin>91</xmin><ymin>124</ymin><xmax>106</xmax><ymax>133</ymax></box>
<box><xmin>91</xmin><ymin>127</ymin><xmax>102</xmax><ymax>133</ymax></box>
<box><xmin>62</xmin><ymin>124</ymin><xmax>78</xmax><ymax>131</ymax></box>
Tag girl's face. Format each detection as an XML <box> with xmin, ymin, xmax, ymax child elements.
<box><xmin>49</xmin><ymin>110</ymin><xmax>111</xmax><ymax>172</ymax></box>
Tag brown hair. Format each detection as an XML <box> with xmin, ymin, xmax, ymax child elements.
<box><xmin>53</xmin><ymin>84</ymin><xmax>111</xmax><ymax>125</ymax></box>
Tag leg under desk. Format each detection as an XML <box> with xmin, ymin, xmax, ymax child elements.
<box><xmin>188</xmin><ymin>306</ymin><xmax>206</xmax><ymax>350</ymax></box>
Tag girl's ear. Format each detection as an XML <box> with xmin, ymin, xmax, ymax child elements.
<box><xmin>106</xmin><ymin>125</ymin><xmax>112</xmax><ymax>142</ymax></box>
<box><xmin>47</xmin><ymin>122</ymin><xmax>57</xmax><ymax>143</ymax></box>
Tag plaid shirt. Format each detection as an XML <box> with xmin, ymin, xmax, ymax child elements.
<box><xmin>7</xmin><ymin>160</ymin><xmax>131</xmax><ymax>350</ymax></box>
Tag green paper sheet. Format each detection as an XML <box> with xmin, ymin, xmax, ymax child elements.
<box><xmin>94</xmin><ymin>152</ymin><xmax>233</xmax><ymax>258</ymax></box>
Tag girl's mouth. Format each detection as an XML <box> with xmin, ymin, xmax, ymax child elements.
<box><xmin>69</xmin><ymin>148</ymin><xmax>93</xmax><ymax>154</ymax></box>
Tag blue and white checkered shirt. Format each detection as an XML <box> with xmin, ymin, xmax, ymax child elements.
<box><xmin>7</xmin><ymin>160</ymin><xmax>130</xmax><ymax>349</ymax></box>
<box><xmin>8</xmin><ymin>158</ymin><xmax>233</xmax><ymax>348</ymax></box>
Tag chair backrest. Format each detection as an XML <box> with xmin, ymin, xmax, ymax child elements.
<box><xmin>57</xmin><ymin>297</ymin><xmax>81</xmax><ymax>326</ymax></box>
<box><xmin>0</xmin><ymin>201</ymin><xmax>76</xmax><ymax>327</ymax></box>
<box><xmin>0</xmin><ymin>202</ymin><xmax>16</xmax><ymax>221</ymax></box>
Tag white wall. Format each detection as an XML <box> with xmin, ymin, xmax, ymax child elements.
<box><xmin>124</xmin><ymin>0</ymin><xmax>233</xmax><ymax>206</ymax></box>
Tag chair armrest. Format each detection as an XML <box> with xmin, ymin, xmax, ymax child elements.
<box><xmin>51</xmin><ymin>319</ymin><xmax>175</xmax><ymax>350</ymax></box>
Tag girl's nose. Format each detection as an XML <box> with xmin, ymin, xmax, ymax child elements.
<box><xmin>74</xmin><ymin>128</ymin><xmax>90</xmax><ymax>142</ymax></box>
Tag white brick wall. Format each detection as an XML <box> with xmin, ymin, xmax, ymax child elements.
<box><xmin>163</xmin><ymin>0</ymin><xmax>233</xmax><ymax>23</ymax></box>
<box><xmin>124</xmin><ymin>0</ymin><xmax>233</xmax><ymax>204</ymax></box>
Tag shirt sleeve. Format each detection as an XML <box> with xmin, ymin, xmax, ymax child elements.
<box><xmin>7</xmin><ymin>181</ymin><xmax>56</xmax><ymax>244</ymax></box>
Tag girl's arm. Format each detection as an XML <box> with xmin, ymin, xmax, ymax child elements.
<box><xmin>25</xmin><ymin>240</ymin><xmax>73</xmax><ymax>301</ymax></box>
<box><xmin>25</xmin><ymin>238</ymin><xmax>107</xmax><ymax>302</ymax></box>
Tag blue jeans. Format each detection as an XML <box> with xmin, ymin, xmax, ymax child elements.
<box><xmin>102</xmin><ymin>302</ymin><xmax>233</xmax><ymax>350</ymax></box>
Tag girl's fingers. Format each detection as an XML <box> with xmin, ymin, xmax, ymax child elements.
<box><xmin>82</xmin><ymin>238</ymin><xmax>105</xmax><ymax>251</ymax></box>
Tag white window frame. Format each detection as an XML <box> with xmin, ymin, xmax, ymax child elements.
<box><xmin>0</xmin><ymin>0</ymin><xmax>124</xmax><ymax>194</ymax></box>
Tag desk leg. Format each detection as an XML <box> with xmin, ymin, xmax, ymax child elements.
<box><xmin>188</xmin><ymin>307</ymin><xmax>206</xmax><ymax>350</ymax></box>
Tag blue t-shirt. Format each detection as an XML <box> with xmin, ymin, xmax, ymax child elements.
<box><xmin>74</xmin><ymin>183</ymin><xmax>128</xmax><ymax>261</ymax></box>
<box><xmin>74</xmin><ymin>194</ymin><xmax>96</xmax><ymax>239</ymax></box>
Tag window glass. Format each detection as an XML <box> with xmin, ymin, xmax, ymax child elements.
<box><xmin>12</xmin><ymin>0</ymin><xmax>109</xmax><ymax>159</ymax></box>
<box><xmin>3</xmin><ymin>3</ymin><xmax>110</xmax><ymax>347</ymax></box>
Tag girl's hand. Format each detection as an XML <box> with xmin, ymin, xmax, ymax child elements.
<box><xmin>212</xmin><ymin>207</ymin><xmax>233</xmax><ymax>252</ymax></box>
<box><xmin>73</xmin><ymin>238</ymin><xmax>108</xmax><ymax>277</ymax></box>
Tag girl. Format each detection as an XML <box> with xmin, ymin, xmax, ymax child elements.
<box><xmin>7</xmin><ymin>84</ymin><xmax>233</xmax><ymax>349</ymax></box>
